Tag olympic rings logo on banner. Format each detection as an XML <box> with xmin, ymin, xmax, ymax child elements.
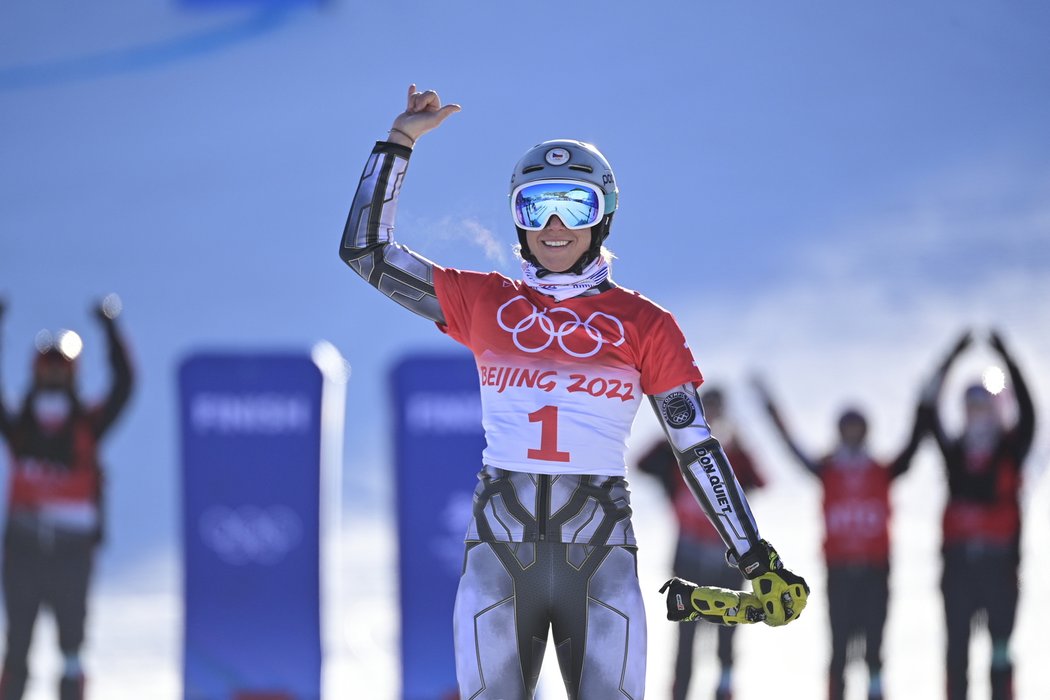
<box><xmin>496</xmin><ymin>295</ymin><xmax>625</xmax><ymax>358</ymax></box>
<box><xmin>198</xmin><ymin>504</ymin><xmax>303</xmax><ymax>566</ymax></box>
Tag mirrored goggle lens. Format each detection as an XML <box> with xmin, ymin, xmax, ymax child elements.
<box><xmin>513</xmin><ymin>181</ymin><xmax>603</xmax><ymax>230</ymax></box>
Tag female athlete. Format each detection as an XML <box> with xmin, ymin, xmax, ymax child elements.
<box><xmin>338</xmin><ymin>85</ymin><xmax>808</xmax><ymax>699</ymax></box>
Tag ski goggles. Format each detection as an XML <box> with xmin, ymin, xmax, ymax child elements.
<box><xmin>511</xmin><ymin>180</ymin><xmax>608</xmax><ymax>230</ymax></box>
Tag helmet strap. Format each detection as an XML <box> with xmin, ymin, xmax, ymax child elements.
<box><xmin>569</xmin><ymin>214</ymin><xmax>612</xmax><ymax>274</ymax></box>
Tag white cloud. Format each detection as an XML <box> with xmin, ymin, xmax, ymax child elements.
<box><xmin>457</xmin><ymin>217</ymin><xmax>510</xmax><ymax>266</ymax></box>
<box><xmin>400</xmin><ymin>213</ymin><xmax>512</xmax><ymax>266</ymax></box>
<box><xmin>670</xmin><ymin>159</ymin><xmax>1050</xmax><ymax>479</ymax></box>
<box><xmin>806</xmin><ymin>161</ymin><xmax>1050</xmax><ymax>287</ymax></box>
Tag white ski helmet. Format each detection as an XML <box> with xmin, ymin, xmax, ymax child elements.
<box><xmin>509</xmin><ymin>139</ymin><xmax>618</xmax><ymax>272</ymax></box>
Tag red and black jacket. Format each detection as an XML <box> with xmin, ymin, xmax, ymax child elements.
<box><xmin>925</xmin><ymin>354</ymin><xmax>1034</xmax><ymax>549</ymax></box>
<box><xmin>0</xmin><ymin>320</ymin><xmax>133</xmax><ymax>521</ymax></box>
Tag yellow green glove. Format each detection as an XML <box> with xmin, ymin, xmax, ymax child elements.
<box><xmin>732</xmin><ymin>539</ymin><xmax>809</xmax><ymax>627</ymax></box>
<box><xmin>659</xmin><ymin>577</ymin><xmax>766</xmax><ymax>625</ymax></box>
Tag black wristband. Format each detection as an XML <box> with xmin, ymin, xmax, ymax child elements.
<box><xmin>733</xmin><ymin>540</ymin><xmax>781</xmax><ymax>580</ymax></box>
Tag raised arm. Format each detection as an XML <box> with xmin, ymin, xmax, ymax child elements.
<box><xmin>0</xmin><ymin>298</ymin><xmax>12</xmax><ymax>441</ymax></box>
<box><xmin>921</xmin><ymin>330</ymin><xmax>973</xmax><ymax>453</ymax></box>
<box><xmin>338</xmin><ymin>85</ymin><xmax>461</xmax><ymax>324</ymax></box>
<box><xmin>752</xmin><ymin>377</ymin><xmax>820</xmax><ymax>475</ymax></box>
<box><xmin>90</xmin><ymin>296</ymin><xmax>134</xmax><ymax>439</ymax></box>
<box><xmin>990</xmin><ymin>330</ymin><xmax>1035</xmax><ymax>458</ymax></box>
<box><xmin>888</xmin><ymin>402</ymin><xmax>929</xmax><ymax>479</ymax></box>
<box><xmin>650</xmin><ymin>382</ymin><xmax>809</xmax><ymax>626</ymax></box>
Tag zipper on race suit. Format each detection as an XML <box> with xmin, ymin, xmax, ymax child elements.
<box><xmin>537</xmin><ymin>474</ymin><xmax>551</xmax><ymax>541</ymax></box>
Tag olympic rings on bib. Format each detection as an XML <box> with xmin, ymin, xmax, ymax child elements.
<box><xmin>496</xmin><ymin>296</ymin><xmax>625</xmax><ymax>359</ymax></box>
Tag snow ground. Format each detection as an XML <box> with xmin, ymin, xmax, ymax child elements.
<box><xmin>14</xmin><ymin>448</ymin><xmax>1050</xmax><ymax>699</ymax></box>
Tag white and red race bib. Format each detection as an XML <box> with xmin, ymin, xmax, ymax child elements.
<box><xmin>434</xmin><ymin>268</ymin><xmax>703</xmax><ymax>477</ymax></box>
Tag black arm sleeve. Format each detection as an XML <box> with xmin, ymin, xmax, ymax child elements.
<box><xmin>764</xmin><ymin>397</ymin><xmax>820</xmax><ymax>476</ymax></box>
<box><xmin>889</xmin><ymin>403</ymin><xmax>929</xmax><ymax>479</ymax></box>
<box><xmin>1004</xmin><ymin>353</ymin><xmax>1036</xmax><ymax>459</ymax></box>
<box><xmin>91</xmin><ymin>320</ymin><xmax>133</xmax><ymax>438</ymax></box>
<box><xmin>0</xmin><ymin>318</ymin><xmax>13</xmax><ymax>443</ymax></box>
<box><xmin>921</xmin><ymin>344</ymin><xmax>960</xmax><ymax>458</ymax></box>
<box><xmin>923</xmin><ymin>335</ymin><xmax>970</xmax><ymax>459</ymax></box>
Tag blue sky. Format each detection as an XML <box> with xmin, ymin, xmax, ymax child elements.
<box><xmin>3</xmin><ymin>0</ymin><xmax>1049</xmax><ymax>567</ymax></box>
<box><xmin>2</xmin><ymin>1</ymin><xmax>1050</xmax><ymax>695</ymax></box>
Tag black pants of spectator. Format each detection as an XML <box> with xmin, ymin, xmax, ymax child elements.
<box><xmin>827</xmin><ymin>563</ymin><xmax>889</xmax><ymax>700</ymax></box>
<box><xmin>0</xmin><ymin>519</ymin><xmax>95</xmax><ymax>700</ymax></box>
<box><xmin>671</xmin><ymin>536</ymin><xmax>741</xmax><ymax>700</ymax></box>
<box><xmin>942</xmin><ymin>543</ymin><xmax>1018</xmax><ymax>700</ymax></box>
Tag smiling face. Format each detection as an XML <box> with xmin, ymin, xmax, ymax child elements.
<box><xmin>524</xmin><ymin>215</ymin><xmax>593</xmax><ymax>273</ymax></box>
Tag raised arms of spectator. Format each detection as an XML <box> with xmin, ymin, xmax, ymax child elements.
<box><xmin>920</xmin><ymin>330</ymin><xmax>973</xmax><ymax>454</ymax></box>
<box><xmin>752</xmin><ymin>377</ymin><xmax>820</xmax><ymax>475</ymax></box>
<box><xmin>888</xmin><ymin>403</ymin><xmax>928</xmax><ymax>479</ymax></box>
<box><xmin>89</xmin><ymin>298</ymin><xmax>133</xmax><ymax>439</ymax></box>
<box><xmin>0</xmin><ymin>298</ymin><xmax>10</xmax><ymax>441</ymax></box>
<box><xmin>990</xmin><ymin>330</ymin><xmax>1035</xmax><ymax>458</ymax></box>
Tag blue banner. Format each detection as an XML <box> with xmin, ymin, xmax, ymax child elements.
<box><xmin>391</xmin><ymin>353</ymin><xmax>485</xmax><ymax>700</ymax></box>
<box><xmin>180</xmin><ymin>351</ymin><xmax>342</xmax><ymax>700</ymax></box>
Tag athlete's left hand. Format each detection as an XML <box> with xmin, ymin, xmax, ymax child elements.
<box><xmin>659</xmin><ymin>577</ymin><xmax>765</xmax><ymax>625</ymax></box>
<box><xmin>733</xmin><ymin>540</ymin><xmax>809</xmax><ymax>627</ymax></box>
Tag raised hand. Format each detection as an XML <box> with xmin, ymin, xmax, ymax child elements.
<box><xmin>988</xmin><ymin>329</ymin><xmax>1009</xmax><ymax>357</ymax></box>
<box><xmin>95</xmin><ymin>293</ymin><xmax>122</xmax><ymax>323</ymax></box>
<box><xmin>945</xmin><ymin>329</ymin><xmax>973</xmax><ymax>362</ymax></box>
<box><xmin>388</xmin><ymin>84</ymin><xmax>461</xmax><ymax>145</ymax></box>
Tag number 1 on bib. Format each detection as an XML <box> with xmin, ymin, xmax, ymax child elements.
<box><xmin>527</xmin><ymin>405</ymin><xmax>571</xmax><ymax>462</ymax></box>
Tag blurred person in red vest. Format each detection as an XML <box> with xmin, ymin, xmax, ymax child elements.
<box><xmin>637</xmin><ymin>386</ymin><xmax>766</xmax><ymax>700</ymax></box>
<box><xmin>0</xmin><ymin>296</ymin><xmax>133</xmax><ymax>700</ymax></box>
<box><xmin>754</xmin><ymin>378</ymin><xmax>925</xmax><ymax>700</ymax></box>
<box><xmin>921</xmin><ymin>330</ymin><xmax>1034</xmax><ymax>700</ymax></box>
